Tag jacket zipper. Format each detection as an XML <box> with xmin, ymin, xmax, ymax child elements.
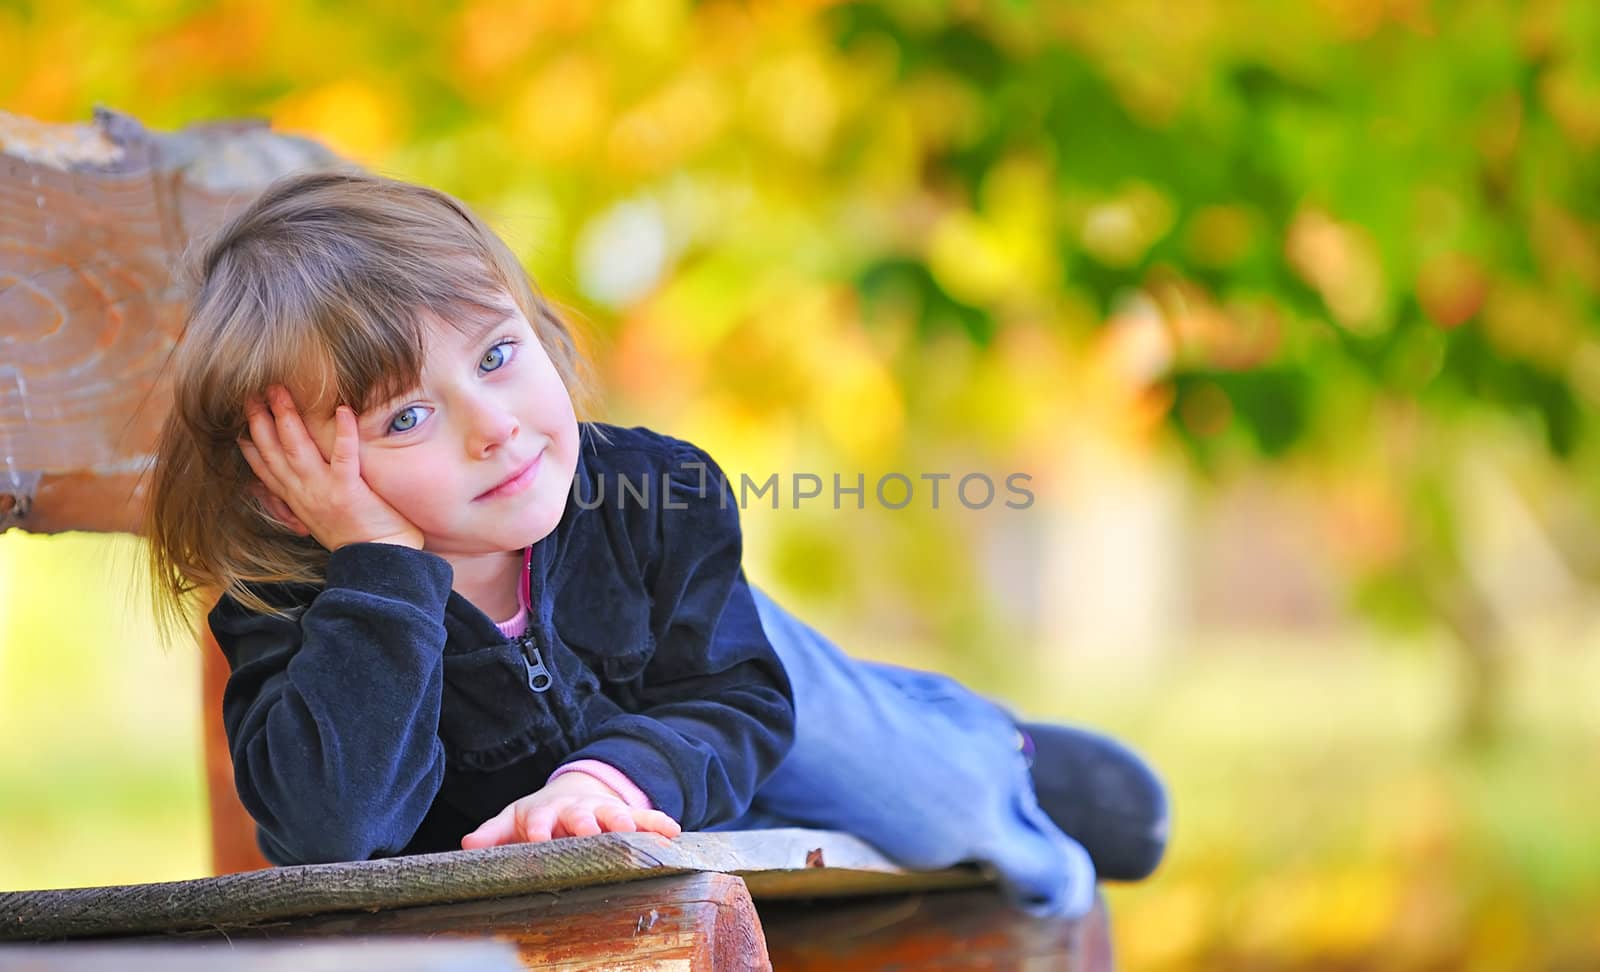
<box><xmin>518</xmin><ymin>547</ymin><xmax>552</xmax><ymax>693</ymax></box>
<box><xmin>519</xmin><ymin>632</ymin><xmax>553</xmax><ymax>693</ymax></box>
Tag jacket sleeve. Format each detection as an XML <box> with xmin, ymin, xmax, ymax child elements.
<box><xmin>560</xmin><ymin>441</ymin><xmax>795</xmax><ymax>830</ymax></box>
<box><xmin>207</xmin><ymin>542</ymin><xmax>453</xmax><ymax>865</ymax></box>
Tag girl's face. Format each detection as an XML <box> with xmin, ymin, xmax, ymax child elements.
<box><xmin>302</xmin><ymin>294</ymin><xmax>580</xmax><ymax>558</ymax></box>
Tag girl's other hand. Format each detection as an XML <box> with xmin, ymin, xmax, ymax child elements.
<box><xmin>459</xmin><ymin>773</ymin><xmax>683</xmax><ymax>849</ymax></box>
<box><xmin>238</xmin><ymin>385</ymin><xmax>425</xmax><ymax>552</ymax></box>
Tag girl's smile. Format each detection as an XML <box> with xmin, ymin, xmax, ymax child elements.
<box><xmin>475</xmin><ymin>447</ymin><xmax>545</xmax><ymax>502</ymax></box>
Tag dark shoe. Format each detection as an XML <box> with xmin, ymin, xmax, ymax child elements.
<box><xmin>1021</xmin><ymin>722</ymin><xmax>1170</xmax><ymax>881</ymax></box>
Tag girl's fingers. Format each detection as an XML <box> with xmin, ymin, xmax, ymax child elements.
<box><xmin>515</xmin><ymin>803</ymin><xmax>559</xmax><ymax>843</ymax></box>
<box><xmin>633</xmin><ymin>809</ymin><xmax>682</xmax><ymax>839</ymax></box>
<box><xmin>267</xmin><ymin>388</ymin><xmax>319</xmax><ymax>462</ymax></box>
<box><xmin>329</xmin><ymin>406</ymin><xmax>360</xmax><ymax>470</ymax></box>
<box><xmin>243</xmin><ymin>402</ymin><xmax>281</xmax><ymax>461</ymax></box>
<box><xmin>465</xmin><ymin>798</ymin><xmax>668</xmax><ymax>851</ymax></box>
<box><xmin>559</xmin><ymin>805</ymin><xmax>603</xmax><ymax>839</ymax></box>
<box><xmin>236</xmin><ymin>437</ymin><xmax>267</xmax><ymax>479</ymax></box>
<box><xmin>237</xmin><ymin>438</ymin><xmax>289</xmax><ymax>495</ymax></box>
<box><xmin>594</xmin><ymin>804</ymin><xmax>637</xmax><ymax>834</ymax></box>
<box><xmin>262</xmin><ymin>389</ymin><xmax>297</xmax><ymax>457</ymax></box>
<box><xmin>461</xmin><ymin>805</ymin><xmax>517</xmax><ymax>850</ymax></box>
<box><xmin>244</xmin><ymin>402</ymin><xmax>304</xmax><ymax>488</ymax></box>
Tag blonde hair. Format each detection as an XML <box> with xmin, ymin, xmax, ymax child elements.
<box><xmin>145</xmin><ymin>166</ymin><xmax>605</xmax><ymax>636</ymax></box>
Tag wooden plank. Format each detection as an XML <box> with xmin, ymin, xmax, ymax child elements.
<box><xmin>0</xmin><ymin>939</ymin><xmax>524</xmax><ymax>972</ymax></box>
<box><xmin>138</xmin><ymin>873</ymin><xmax>770</xmax><ymax>971</ymax></box>
<box><xmin>0</xmin><ymin>830</ymin><xmax>984</xmax><ymax>941</ymax></box>
<box><xmin>759</xmin><ymin>889</ymin><xmax>1114</xmax><ymax>972</ymax></box>
<box><xmin>0</xmin><ymin>107</ymin><xmax>338</xmax><ymax>534</ymax></box>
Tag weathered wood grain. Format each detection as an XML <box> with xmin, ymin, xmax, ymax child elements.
<box><xmin>138</xmin><ymin>873</ymin><xmax>771</xmax><ymax>971</ymax></box>
<box><xmin>0</xmin><ymin>829</ymin><xmax>984</xmax><ymax>941</ymax></box>
<box><xmin>0</xmin><ymin>107</ymin><xmax>339</xmax><ymax>533</ymax></box>
<box><xmin>760</xmin><ymin>889</ymin><xmax>1114</xmax><ymax>972</ymax></box>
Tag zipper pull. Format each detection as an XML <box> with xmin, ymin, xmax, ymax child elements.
<box><xmin>519</xmin><ymin>633</ymin><xmax>553</xmax><ymax>693</ymax></box>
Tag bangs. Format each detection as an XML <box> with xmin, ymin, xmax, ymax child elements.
<box><xmin>310</xmin><ymin>251</ymin><xmax>516</xmax><ymax>418</ymax></box>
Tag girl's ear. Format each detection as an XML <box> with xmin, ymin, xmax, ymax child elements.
<box><xmin>248</xmin><ymin>482</ymin><xmax>312</xmax><ymax>537</ymax></box>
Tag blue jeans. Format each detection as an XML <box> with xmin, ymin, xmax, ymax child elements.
<box><xmin>716</xmin><ymin>584</ymin><xmax>1097</xmax><ymax>919</ymax></box>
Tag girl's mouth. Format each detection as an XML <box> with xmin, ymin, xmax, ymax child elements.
<box><xmin>476</xmin><ymin>449</ymin><xmax>544</xmax><ymax>501</ymax></box>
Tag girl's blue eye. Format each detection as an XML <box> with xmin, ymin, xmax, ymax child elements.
<box><xmin>387</xmin><ymin>405</ymin><xmax>431</xmax><ymax>434</ymax></box>
<box><xmin>481</xmin><ymin>341</ymin><xmax>516</xmax><ymax>373</ymax></box>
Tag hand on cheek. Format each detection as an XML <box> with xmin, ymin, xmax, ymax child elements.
<box><xmin>236</xmin><ymin>385</ymin><xmax>424</xmax><ymax>551</ymax></box>
<box><xmin>460</xmin><ymin>773</ymin><xmax>682</xmax><ymax>849</ymax></box>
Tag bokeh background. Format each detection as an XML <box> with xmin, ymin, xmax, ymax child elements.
<box><xmin>5</xmin><ymin>1</ymin><xmax>1600</xmax><ymax>968</ymax></box>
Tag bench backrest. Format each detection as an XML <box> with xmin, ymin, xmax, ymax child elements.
<box><xmin>2</xmin><ymin>107</ymin><xmax>337</xmax><ymax>873</ymax></box>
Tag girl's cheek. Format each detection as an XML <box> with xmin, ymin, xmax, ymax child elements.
<box><xmin>356</xmin><ymin>454</ymin><xmax>398</xmax><ymax>498</ymax></box>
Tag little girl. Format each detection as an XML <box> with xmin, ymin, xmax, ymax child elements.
<box><xmin>145</xmin><ymin>168</ymin><xmax>1167</xmax><ymax>920</ymax></box>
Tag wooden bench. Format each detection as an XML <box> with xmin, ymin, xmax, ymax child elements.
<box><xmin>2</xmin><ymin>108</ymin><xmax>1117</xmax><ymax>970</ymax></box>
<box><xmin>0</xmin><ymin>830</ymin><xmax>1111</xmax><ymax>969</ymax></box>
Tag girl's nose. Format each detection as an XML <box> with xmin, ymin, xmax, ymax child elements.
<box><xmin>465</xmin><ymin>400</ymin><xmax>519</xmax><ymax>456</ymax></box>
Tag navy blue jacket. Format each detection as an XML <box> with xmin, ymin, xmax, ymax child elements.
<box><xmin>209</xmin><ymin>423</ymin><xmax>796</xmax><ymax>865</ymax></box>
